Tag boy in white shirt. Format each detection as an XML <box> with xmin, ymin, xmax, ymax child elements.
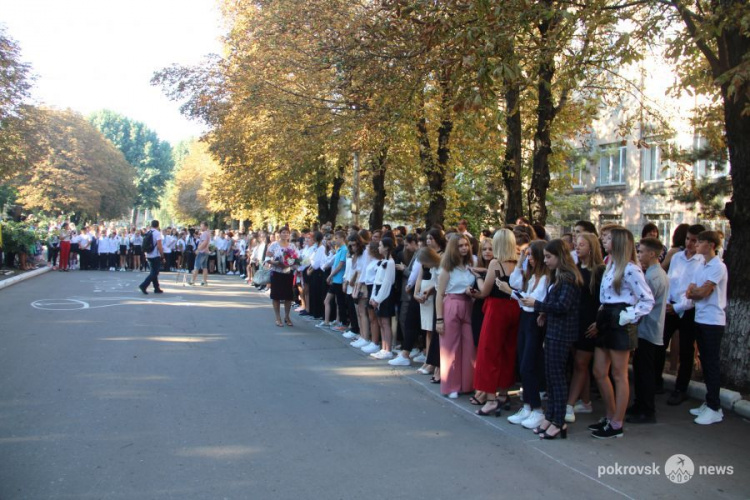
<box><xmin>686</xmin><ymin>231</ymin><xmax>728</xmax><ymax>425</ymax></box>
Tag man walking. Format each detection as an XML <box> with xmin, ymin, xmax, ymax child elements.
<box><xmin>191</xmin><ymin>221</ymin><xmax>210</xmax><ymax>286</ymax></box>
<box><xmin>139</xmin><ymin>220</ymin><xmax>165</xmax><ymax>295</ymax></box>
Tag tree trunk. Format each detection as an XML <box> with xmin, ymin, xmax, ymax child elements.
<box><xmin>527</xmin><ymin>10</ymin><xmax>558</xmax><ymax>227</ymax></box>
<box><xmin>719</xmin><ymin>72</ymin><xmax>750</xmax><ymax>392</ymax></box>
<box><xmin>418</xmin><ymin>74</ymin><xmax>452</xmax><ymax>229</ymax></box>
<box><xmin>502</xmin><ymin>49</ymin><xmax>524</xmax><ymax>224</ymax></box>
<box><xmin>315</xmin><ymin>160</ymin><xmax>345</xmax><ymax>227</ymax></box>
<box><xmin>368</xmin><ymin>147</ymin><xmax>388</xmax><ymax>231</ymax></box>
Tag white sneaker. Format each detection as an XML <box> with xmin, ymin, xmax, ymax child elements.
<box><xmin>361</xmin><ymin>342</ymin><xmax>380</xmax><ymax>354</ymax></box>
<box><xmin>371</xmin><ymin>349</ymin><xmax>393</xmax><ymax>360</ymax></box>
<box><xmin>447</xmin><ymin>392</ymin><xmax>458</xmax><ymax>399</ymax></box>
<box><xmin>315</xmin><ymin>322</ymin><xmax>330</xmax><ymax>329</ymax></box>
<box><xmin>350</xmin><ymin>338</ymin><xmax>368</xmax><ymax>348</ymax></box>
<box><xmin>694</xmin><ymin>406</ymin><xmax>723</xmax><ymax>425</ymax></box>
<box><xmin>689</xmin><ymin>403</ymin><xmax>708</xmax><ymax>416</ymax></box>
<box><xmin>409</xmin><ymin>348</ymin><xmax>421</xmax><ymax>358</ymax></box>
<box><xmin>574</xmin><ymin>400</ymin><xmax>593</xmax><ymax>413</ymax></box>
<box><xmin>508</xmin><ymin>405</ymin><xmax>532</xmax><ymax>425</ymax></box>
<box><xmin>413</xmin><ymin>353</ymin><xmax>427</xmax><ymax>363</ymax></box>
<box><xmin>521</xmin><ymin>409</ymin><xmax>545</xmax><ymax>429</ymax></box>
<box><xmin>342</xmin><ymin>331</ymin><xmax>357</xmax><ymax>339</ymax></box>
<box><xmin>388</xmin><ymin>354</ymin><xmax>411</xmax><ymax>366</ymax></box>
<box><xmin>565</xmin><ymin>405</ymin><xmax>576</xmax><ymax>423</ymax></box>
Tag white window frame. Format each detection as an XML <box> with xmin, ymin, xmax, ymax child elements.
<box><xmin>642</xmin><ymin>142</ymin><xmax>672</xmax><ymax>182</ymax></box>
<box><xmin>599</xmin><ymin>144</ymin><xmax>626</xmax><ymax>186</ymax></box>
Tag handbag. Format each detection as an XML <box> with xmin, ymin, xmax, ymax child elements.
<box><xmin>253</xmin><ymin>266</ymin><xmax>272</xmax><ymax>286</ymax></box>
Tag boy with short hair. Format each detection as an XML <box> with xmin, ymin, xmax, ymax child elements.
<box><xmin>686</xmin><ymin>231</ymin><xmax>728</xmax><ymax>425</ymax></box>
<box><xmin>628</xmin><ymin>237</ymin><xmax>669</xmax><ymax>424</ymax></box>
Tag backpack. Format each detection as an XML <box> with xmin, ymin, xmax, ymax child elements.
<box><xmin>142</xmin><ymin>230</ymin><xmax>155</xmax><ymax>254</ymax></box>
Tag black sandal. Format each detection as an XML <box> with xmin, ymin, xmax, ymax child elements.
<box><xmin>430</xmin><ymin>377</ymin><xmax>441</xmax><ymax>384</ymax></box>
<box><xmin>469</xmin><ymin>393</ymin><xmax>487</xmax><ymax>406</ymax></box>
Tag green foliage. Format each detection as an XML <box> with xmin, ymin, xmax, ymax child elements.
<box><xmin>88</xmin><ymin>110</ymin><xmax>174</xmax><ymax>209</ymax></box>
<box><xmin>0</xmin><ymin>219</ymin><xmax>43</xmax><ymax>253</ymax></box>
<box><xmin>12</xmin><ymin>109</ymin><xmax>137</xmax><ymax>219</ymax></box>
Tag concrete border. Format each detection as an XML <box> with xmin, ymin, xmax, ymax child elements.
<box><xmin>0</xmin><ymin>266</ymin><xmax>52</xmax><ymax>291</ymax></box>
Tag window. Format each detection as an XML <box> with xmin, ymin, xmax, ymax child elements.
<box><xmin>569</xmin><ymin>156</ymin><xmax>586</xmax><ymax>187</ymax></box>
<box><xmin>642</xmin><ymin>143</ymin><xmax>671</xmax><ymax>181</ymax></box>
<box><xmin>694</xmin><ymin>136</ymin><xmax>728</xmax><ymax>179</ymax></box>
<box><xmin>599</xmin><ymin>214</ymin><xmax>623</xmax><ymax>229</ymax></box>
<box><xmin>599</xmin><ymin>144</ymin><xmax>627</xmax><ymax>185</ymax></box>
<box><xmin>643</xmin><ymin>214</ymin><xmax>671</xmax><ymax>242</ymax></box>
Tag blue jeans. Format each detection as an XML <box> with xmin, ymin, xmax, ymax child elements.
<box><xmin>140</xmin><ymin>257</ymin><xmax>161</xmax><ymax>291</ymax></box>
<box><xmin>518</xmin><ymin>311</ymin><xmax>545</xmax><ymax>409</ymax></box>
<box><xmin>695</xmin><ymin>323</ymin><xmax>724</xmax><ymax>411</ymax></box>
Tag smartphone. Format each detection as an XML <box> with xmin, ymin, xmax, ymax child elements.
<box><xmin>512</xmin><ymin>289</ymin><xmax>523</xmax><ymax>299</ymax></box>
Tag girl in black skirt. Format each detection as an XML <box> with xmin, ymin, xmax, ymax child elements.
<box><xmin>369</xmin><ymin>237</ymin><xmax>397</xmax><ymax>360</ymax></box>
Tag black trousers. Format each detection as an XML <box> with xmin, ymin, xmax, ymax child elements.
<box><xmin>79</xmin><ymin>249</ymin><xmax>91</xmax><ymax>270</ymax></box>
<box><xmin>332</xmin><ymin>283</ymin><xmax>349</xmax><ymax>325</ymax></box>
<box><xmin>346</xmin><ymin>294</ymin><xmax>360</xmax><ymax>334</ymax></box>
<box><xmin>309</xmin><ymin>269</ymin><xmax>326</xmax><ymax>319</ymax></box>
<box><xmin>633</xmin><ymin>337</ymin><xmax>659</xmax><ymax>415</ymax></box>
<box><xmin>695</xmin><ymin>323</ymin><xmax>724</xmax><ymax>411</ymax></box>
<box><xmin>656</xmin><ymin>308</ymin><xmax>697</xmax><ymax>391</ymax></box>
<box><xmin>400</xmin><ymin>297</ymin><xmax>422</xmax><ymax>352</ymax></box>
<box><xmin>99</xmin><ymin>254</ymin><xmax>109</xmax><ymax>269</ymax></box>
<box><xmin>140</xmin><ymin>257</ymin><xmax>161</xmax><ymax>291</ymax></box>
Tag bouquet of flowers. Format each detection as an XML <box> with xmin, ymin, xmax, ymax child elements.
<box><xmin>280</xmin><ymin>246</ymin><xmax>300</xmax><ymax>273</ymax></box>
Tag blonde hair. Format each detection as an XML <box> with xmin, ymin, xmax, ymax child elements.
<box><xmin>492</xmin><ymin>229</ymin><xmax>517</xmax><ymax>262</ymax></box>
<box><xmin>577</xmin><ymin>232</ymin><xmax>604</xmax><ymax>294</ymax></box>
<box><xmin>607</xmin><ymin>227</ymin><xmax>637</xmax><ymax>294</ymax></box>
<box><xmin>441</xmin><ymin>233</ymin><xmax>473</xmax><ymax>272</ymax></box>
<box><xmin>417</xmin><ymin>247</ymin><xmax>441</xmax><ymax>268</ymax></box>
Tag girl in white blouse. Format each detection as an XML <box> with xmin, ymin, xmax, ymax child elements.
<box><xmin>590</xmin><ymin>227</ymin><xmax>654</xmax><ymax>439</ymax></box>
<box><xmin>435</xmin><ymin>234</ymin><xmax>477</xmax><ymax>398</ymax></box>
<box><xmin>368</xmin><ymin>237</ymin><xmax>397</xmax><ymax>360</ymax></box>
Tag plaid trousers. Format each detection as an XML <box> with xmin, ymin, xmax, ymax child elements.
<box><xmin>544</xmin><ymin>336</ymin><xmax>574</xmax><ymax>427</ymax></box>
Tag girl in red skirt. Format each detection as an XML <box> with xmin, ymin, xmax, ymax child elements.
<box><xmin>468</xmin><ymin>229</ymin><xmax>520</xmax><ymax>416</ymax></box>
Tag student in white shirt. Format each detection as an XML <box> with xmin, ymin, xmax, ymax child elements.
<box><xmin>659</xmin><ymin>224</ymin><xmax>705</xmax><ymax>406</ymax></box>
<box><xmin>308</xmin><ymin>232</ymin><xmax>328</xmax><ymax>319</ymax></box>
<box><xmin>591</xmin><ymin>227</ymin><xmax>654</xmax><ymax>439</ymax></box>
<box><xmin>368</xmin><ymin>237</ymin><xmax>397</xmax><ymax>360</ymax></box>
<box><xmin>686</xmin><ymin>231</ymin><xmax>728</xmax><ymax>425</ymax></box>
<box><xmin>118</xmin><ymin>230</ymin><xmax>129</xmax><ymax>271</ymax></box>
<box><xmin>504</xmin><ymin>241</ymin><xmax>549</xmax><ymax>428</ymax></box>
<box><xmin>349</xmin><ymin>234</ymin><xmax>373</xmax><ymax>349</ymax></box>
<box><xmin>358</xmin><ymin>241</ymin><xmax>383</xmax><ymax>355</ymax></box>
<box><xmin>138</xmin><ymin>220</ymin><xmax>165</xmax><ymax>294</ymax></box>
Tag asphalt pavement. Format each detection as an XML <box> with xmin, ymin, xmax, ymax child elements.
<box><xmin>0</xmin><ymin>271</ymin><xmax>748</xmax><ymax>499</ymax></box>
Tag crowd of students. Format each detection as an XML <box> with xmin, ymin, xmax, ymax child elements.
<box><xmin>255</xmin><ymin>219</ymin><xmax>728</xmax><ymax>440</ymax></box>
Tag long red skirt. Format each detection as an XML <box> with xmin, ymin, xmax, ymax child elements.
<box><xmin>473</xmin><ymin>296</ymin><xmax>521</xmax><ymax>392</ymax></box>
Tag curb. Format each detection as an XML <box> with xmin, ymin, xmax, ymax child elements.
<box><xmin>0</xmin><ymin>266</ymin><xmax>52</xmax><ymax>291</ymax></box>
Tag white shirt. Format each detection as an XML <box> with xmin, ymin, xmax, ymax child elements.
<box><xmin>668</xmin><ymin>250</ymin><xmax>704</xmax><ymax>316</ymax></box>
<box><xmin>407</xmin><ymin>259</ymin><xmax>422</xmax><ymax>289</ymax></box>
<box><xmin>323</xmin><ymin>251</ymin><xmax>336</xmax><ymax>270</ymax></box>
<box><xmin>311</xmin><ymin>244</ymin><xmax>327</xmax><ymax>270</ymax></box>
<box><xmin>163</xmin><ymin>235</ymin><xmax>173</xmax><ymax>254</ymax></box>
<box><xmin>371</xmin><ymin>258</ymin><xmax>396</xmax><ymax>304</ymax></box>
<box><xmin>145</xmin><ymin>229</ymin><xmax>163</xmax><ymax>259</ymax></box>
<box><xmin>445</xmin><ymin>267</ymin><xmax>475</xmax><ymax>295</ymax></box>
<box><xmin>518</xmin><ymin>274</ymin><xmax>548</xmax><ymax>313</ymax></box>
<box><xmin>97</xmin><ymin>236</ymin><xmax>109</xmax><ymax>254</ymax></box>
<box><xmin>691</xmin><ymin>256</ymin><xmax>728</xmax><ymax>326</ymax></box>
<box><xmin>364</xmin><ymin>257</ymin><xmax>379</xmax><ymax>285</ymax></box>
<box><xmin>600</xmin><ymin>261</ymin><xmax>655</xmax><ymax>323</ymax></box>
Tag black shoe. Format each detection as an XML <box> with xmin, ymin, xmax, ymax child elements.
<box><xmin>625</xmin><ymin>413</ymin><xmax>656</xmax><ymax>424</ymax></box>
<box><xmin>138</xmin><ymin>285</ymin><xmax>148</xmax><ymax>295</ymax></box>
<box><xmin>154</xmin><ymin>289</ymin><xmax>164</xmax><ymax>294</ymax></box>
<box><xmin>655</xmin><ymin>382</ymin><xmax>665</xmax><ymax>395</ymax></box>
<box><xmin>476</xmin><ymin>400</ymin><xmax>502</xmax><ymax>417</ymax></box>
<box><xmin>667</xmin><ymin>390</ymin><xmax>689</xmax><ymax>406</ymax></box>
<box><xmin>591</xmin><ymin>423</ymin><xmax>623</xmax><ymax>439</ymax></box>
<box><xmin>587</xmin><ymin>417</ymin><xmax>609</xmax><ymax>431</ymax></box>
<box><xmin>540</xmin><ymin>423</ymin><xmax>567</xmax><ymax>440</ymax></box>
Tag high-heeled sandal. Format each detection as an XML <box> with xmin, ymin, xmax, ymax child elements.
<box><xmin>496</xmin><ymin>394</ymin><xmax>512</xmax><ymax>410</ymax></box>
<box><xmin>533</xmin><ymin>421</ymin><xmax>551</xmax><ymax>435</ymax></box>
<box><xmin>275</xmin><ymin>320</ymin><xmax>284</xmax><ymax>327</ymax></box>
<box><xmin>469</xmin><ymin>392</ymin><xmax>487</xmax><ymax>406</ymax></box>
<box><xmin>539</xmin><ymin>423</ymin><xmax>567</xmax><ymax>440</ymax></box>
<box><xmin>430</xmin><ymin>376</ymin><xmax>441</xmax><ymax>384</ymax></box>
<box><xmin>285</xmin><ymin>318</ymin><xmax>293</xmax><ymax>326</ymax></box>
<box><xmin>476</xmin><ymin>400</ymin><xmax>501</xmax><ymax>417</ymax></box>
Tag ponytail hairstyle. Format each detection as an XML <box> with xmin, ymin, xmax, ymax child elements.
<box><xmin>545</xmin><ymin>239</ymin><xmax>583</xmax><ymax>288</ymax></box>
<box><xmin>607</xmin><ymin>227</ymin><xmax>637</xmax><ymax>294</ymax></box>
<box><xmin>380</xmin><ymin>237</ymin><xmax>395</xmax><ymax>261</ymax></box>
